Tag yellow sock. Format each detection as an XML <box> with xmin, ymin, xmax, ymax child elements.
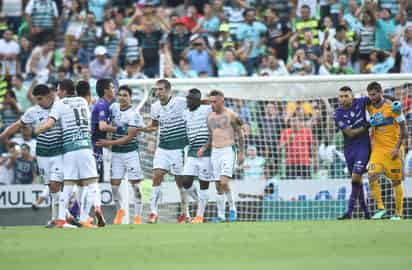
<box><xmin>394</xmin><ymin>184</ymin><xmax>404</xmax><ymax>217</ymax></box>
<box><xmin>370</xmin><ymin>181</ymin><xmax>384</xmax><ymax>210</ymax></box>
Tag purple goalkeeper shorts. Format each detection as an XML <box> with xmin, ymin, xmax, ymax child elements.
<box><xmin>344</xmin><ymin>147</ymin><xmax>370</xmax><ymax>175</ymax></box>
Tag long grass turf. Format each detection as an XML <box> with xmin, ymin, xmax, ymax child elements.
<box><xmin>1</xmin><ymin>221</ymin><xmax>412</xmax><ymax>270</ymax></box>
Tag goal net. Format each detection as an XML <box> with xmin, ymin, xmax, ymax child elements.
<box><xmin>116</xmin><ymin>74</ymin><xmax>412</xmax><ymax>223</ymax></box>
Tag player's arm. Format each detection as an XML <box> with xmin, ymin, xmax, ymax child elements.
<box><xmin>232</xmin><ymin>112</ymin><xmax>245</xmax><ymax>165</ymax></box>
<box><xmin>99</xmin><ymin>120</ymin><xmax>117</xmax><ymax>133</ymax></box>
<box><xmin>138</xmin><ymin>119</ymin><xmax>159</xmax><ymax>132</ymax></box>
<box><xmin>341</xmin><ymin>125</ymin><xmax>370</xmax><ymax>138</ymax></box>
<box><xmin>96</xmin><ymin>126</ymin><xmax>138</xmax><ymax>147</ymax></box>
<box><xmin>198</xmin><ymin>116</ymin><xmax>212</xmax><ymax>157</ymax></box>
<box><xmin>35</xmin><ymin>117</ymin><xmax>56</xmax><ymax>135</ymax></box>
<box><xmin>0</xmin><ymin>120</ymin><xmax>24</xmax><ymax>141</ymax></box>
<box><xmin>393</xmin><ymin>118</ymin><xmax>408</xmax><ymax>159</ymax></box>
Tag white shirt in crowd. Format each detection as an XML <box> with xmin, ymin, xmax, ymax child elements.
<box><xmin>0</xmin><ymin>38</ymin><xmax>20</xmax><ymax>75</ymax></box>
<box><xmin>1</xmin><ymin>0</ymin><xmax>23</xmax><ymax>16</ymax></box>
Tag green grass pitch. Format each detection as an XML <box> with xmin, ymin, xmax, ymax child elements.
<box><xmin>1</xmin><ymin>221</ymin><xmax>412</xmax><ymax>270</ymax></box>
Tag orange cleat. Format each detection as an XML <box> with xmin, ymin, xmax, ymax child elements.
<box><xmin>134</xmin><ymin>216</ymin><xmax>142</xmax><ymax>225</ymax></box>
<box><xmin>55</xmin><ymin>219</ymin><xmax>66</xmax><ymax>228</ymax></box>
<box><xmin>148</xmin><ymin>212</ymin><xmax>158</xmax><ymax>224</ymax></box>
<box><xmin>113</xmin><ymin>208</ymin><xmax>125</xmax><ymax>225</ymax></box>
<box><xmin>191</xmin><ymin>216</ymin><xmax>203</xmax><ymax>224</ymax></box>
<box><xmin>95</xmin><ymin>206</ymin><xmax>106</xmax><ymax>227</ymax></box>
<box><xmin>80</xmin><ymin>220</ymin><xmax>96</xmax><ymax>228</ymax></box>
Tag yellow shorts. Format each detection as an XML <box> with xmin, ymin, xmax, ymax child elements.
<box><xmin>368</xmin><ymin>150</ymin><xmax>404</xmax><ymax>181</ymax></box>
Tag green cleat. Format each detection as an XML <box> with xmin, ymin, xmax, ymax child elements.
<box><xmin>371</xmin><ymin>209</ymin><xmax>387</xmax><ymax>219</ymax></box>
<box><xmin>390</xmin><ymin>215</ymin><xmax>401</xmax><ymax>221</ymax></box>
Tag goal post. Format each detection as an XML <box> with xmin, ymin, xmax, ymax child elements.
<box><xmin>117</xmin><ymin>74</ymin><xmax>412</xmax><ymax>223</ymax></box>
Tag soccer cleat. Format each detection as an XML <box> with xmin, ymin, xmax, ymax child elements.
<box><xmin>390</xmin><ymin>215</ymin><xmax>402</xmax><ymax>221</ymax></box>
<box><xmin>337</xmin><ymin>213</ymin><xmax>351</xmax><ymax>220</ymax></box>
<box><xmin>148</xmin><ymin>212</ymin><xmax>158</xmax><ymax>224</ymax></box>
<box><xmin>113</xmin><ymin>208</ymin><xmax>125</xmax><ymax>225</ymax></box>
<box><xmin>177</xmin><ymin>214</ymin><xmax>190</xmax><ymax>224</ymax></box>
<box><xmin>80</xmin><ymin>220</ymin><xmax>96</xmax><ymax>228</ymax></box>
<box><xmin>53</xmin><ymin>219</ymin><xmax>77</xmax><ymax>228</ymax></box>
<box><xmin>212</xmin><ymin>217</ymin><xmax>225</xmax><ymax>223</ymax></box>
<box><xmin>228</xmin><ymin>209</ymin><xmax>237</xmax><ymax>222</ymax></box>
<box><xmin>371</xmin><ymin>209</ymin><xmax>387</xmax><ymax>219</ymax></box>
<box><xmin>45</xmin><ymin>220</ymin><xmax>56</xmax><ymax>228</ymax></box>
<box><xmin>134</xmin><ymin>216</ymin><xmax>142</xmax><ymax>225</ymax></box>
<box><xmin>191</xmin><ymin>216</ymin><xmax>203</xmax><ymax>224</ymax></box>
<box><xmin>94</xmin><ymin>206</ymin><xmax>106</xmax><ymax>227</ymax></box>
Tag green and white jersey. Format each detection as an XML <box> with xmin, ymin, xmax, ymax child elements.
<box><xmin>50</xmin><ymin>97</ymin><xmax>92</xmax><ymax>154</ymax></box>
<box><xmin>184</xmin><ymin>105</ymin><xmax>212</xmax><ymax>157</ymax></box>
<box><xmin>111</xmin><ymin>103</ymin><xmax>144</xmax><ymax>153</ymax></box>
<box><xmin>151</xmin><ymin>96</ymin><xmax>187</xmax><ymax>150</ymax></box>
<box><xmin>21</xmin><ymin>101</ymin><xmax>63</xmax><ymax>157</ymax></box>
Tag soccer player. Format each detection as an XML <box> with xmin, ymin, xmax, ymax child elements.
<box><xmin>0</xmin><ymin>84</ymin><xmax>63</xmax><ymax>226</ymax></box>
<box><xmin>366</xmin><ymin>82</ymin><xmax>408</xmax><ymax>220</ymax></box>
<box><xmin>96</xmin><ymin>85</ymin><xmax>145</xmax><ymax>225</ymax></box>
<box><xmin>182</xmin><ymin>88</ymin><xmax>212</xmax><ymax>224</ymax></box>
<box><xmin>334</xmin><ymin>86</ymin><xmax>371</xmax><ymax>219</ymax></box>
<box><xmin>139</xmin><ymin>79</ymin><xmax>193</xmax><ymax>224</ymax></box>
<box><xmin>36</xmin><ymin>79</ymin><xmax>104</xmax><ymax>228</ymax></box>
<box><xmin>198</xmin><ymin>90</ymin><xmax>245</xmax><ymax>222</ymax></box>
<box><xmin>91</xmin><ymin>78</ymin><xmax>117</xmax><ymax>183</ymax></box>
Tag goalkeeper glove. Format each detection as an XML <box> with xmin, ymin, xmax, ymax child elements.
<box><xmin>391</xmin><ymin>101</ymin><xmax>402</xmax><ymax>114</ymax></box>
<box><xmin>369</xmin><ymin>112</ymin><xmax>384</xmax><ymax>127</ymax></box>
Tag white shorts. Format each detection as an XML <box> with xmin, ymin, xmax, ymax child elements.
<box><xmin>211</xmin><ymin>147</ymin><xmax>236</xmax><ymax>180</ymax></box>
<box><xmin>153</xmin><ymin>148</ymin><xmax>184</xmax><ymax>175</ymax></box>
<box><xmin>183</xmin><ymin>156</ymin><xmax>213</xmax><ymax>181</ymax></box>
<box><xmin>63</xmin><ymin>148</ymin><xmax>98</xmax><ymax>180</ymax></box>
<box><xmin>111</xmin><ymin>151</ymin><xmax>144</xmax><ymax>181</ymax></box>
<box><xmin>37</xmin><ymin>155</ymin><xmax>63</xmax><ymax>184</ymax></box>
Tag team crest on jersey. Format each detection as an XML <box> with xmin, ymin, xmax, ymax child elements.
<box><xmin>99</xmin><ymin>111</ymin><xmax>105</xmax><ymax>117</ymax></box>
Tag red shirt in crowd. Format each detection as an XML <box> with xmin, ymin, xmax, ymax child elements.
<box><xmin>280</xmin><ymin>127</ymin><xmax>313</xmax><ymax>166</ymax></box>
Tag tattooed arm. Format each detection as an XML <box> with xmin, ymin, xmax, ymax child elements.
<box><xmin>232</xmin><ymin>112</ymin><xmax>245</xmax><ymax>165</ymax></box>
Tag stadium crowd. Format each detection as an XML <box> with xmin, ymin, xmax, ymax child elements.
<box><xmin>0</xmin><ymin>0</ymin><xmax>412</xmax><ymax>184</ymax></box>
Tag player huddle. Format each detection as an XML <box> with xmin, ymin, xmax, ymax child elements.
<box><xmin>0</xmin><ymin>78</ymin><xmax>245</xmax><ymax>227</ymax></box>
<box><xmin>335</xmin><ymin>82</ymin><xmax>408</xmax><ymax>220</ymax></box>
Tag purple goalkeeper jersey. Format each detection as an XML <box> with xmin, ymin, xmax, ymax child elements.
<box><xmin>335</xmin><ymin>97</ymin><xmax>371</xmax><ymax>174</ymax></box>
<box><xmin>91</xmin><ymin>98</ymin><xmax>111</xmax><ymax>156</ymax></box>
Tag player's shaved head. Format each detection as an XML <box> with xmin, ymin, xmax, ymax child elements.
<box><xmin>209</xmin><ymin>90</ymin><xmax>225</xmax><ymax>113</ymax></box>
<box><xmin>209</xmin><ymin>90</ymin><xmax>224</xmax><ymax>98</ymax></box>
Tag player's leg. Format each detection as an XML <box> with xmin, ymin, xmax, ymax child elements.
<box><xmin>221</xmin><ymin>147</ymin><xmax>237</xmax><ymax>222</ymax></box>
<box><xmin>339</xmin><ymin>173</ymin><xmax>362</xmax><ymax>220</ymax></box>
<box><xmin>78</xmin><ymin>149</ymin><xmax>105</xmax><ymax>227</ymax></box>
<box><xmin>368</xmin><ymin>158</ymin><xmax>386</xmax><ymax>219</ymax></box>
<box><xmin>192</xmin><ymin>180</ymin><xmax>210</xmax><ymax>224</ymax></box>
<box><xmin>126</xmin><ymin>151</ymin><xmax>145</xmax><ymax>224</ymax></box>
<box><xmin>391</xmin><ymin>180</ymin><xmax>403</xmax><ymax>220</ymax></box>
<box><xmin>111</xmin><ymin>152</ymin><xmax>125</xmax><ymax>224</ymax></box>
<box><xmin>387</xmin><ymin>157</ymin><xmax>404</xmax><ymax>220</ymax></box>
<box><xmin>214</xmin><ymin>181</ymin><xmax>226</xmax><ymax>222</ymax></box>
<box><xmin>149</xmin><ymin>168</ymin><xmax>166</xmax><ymax>223</ymax></box>
<box><xmin>170</xmin><ymin>149</ymin><xmax>190</xmax><ymax>223</ymax></box>
<box><xmin>358</xmin><ymin>183</ymin><xmax>370</xmax><ymax>219</ymax></box>
<box><xmin>220</xmin><ymin>175</ymin><xmax>237</xmax><ymax>222</ymax></box>
<box><xmin>55</xmin><ymin>180</ymin><xmax>76</xmax><ymax>228</ymax></box>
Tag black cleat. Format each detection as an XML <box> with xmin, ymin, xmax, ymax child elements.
<box><xmin>337</xmin><ymin>213</ymin><xmax>351</xmax><ymax>220</ymax></box>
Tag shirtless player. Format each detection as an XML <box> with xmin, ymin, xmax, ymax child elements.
<box><xmin>198</xmin><ymin>90</ymin><xmax>245</xmax><ymax>222</ymax></box>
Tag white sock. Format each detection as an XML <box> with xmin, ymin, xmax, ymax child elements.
<box><xmin>150</xmin><ymin>186</ymin><xmax>162</xmax><ymax>215</ymax></box>
<box><xmin>186</xmin><ymin>184</ymin><xmax>198</xmax><ymax>201</ymax></box>
<box><xmin>226</xmin><ymin>191</ymin><xmax>236</xmax><ymax>211</ymax></box>
<box><xmin>179</xmin><ymin>187</ymin><xmax>190</xmax><ymax>217</ymax></box>
<box><xmin>58</xmin><ymin>185</ymin><xmax>74</xmax><ymax>221</ymax></box>
<box><xmin>51</xmin><ymin>192</ymin><xmax>60</xmax><ymax>221</ymax></box>
<box><xmin>81</xmin><ymin>183</ymin><xmax>98</xmax><ymax>222</ymax></box>
<box><xmin>132</xmin><ymin>184</ymin><xmax>143</xmax><ymax>217</ymax></box>
<box><xmin>197</xmin><ymin>189</ymin><xmax>209</xmax><ymax>218</ymax></box>
<box><xmin>76</xmin><ymin>185</ymin><xmax>84</xmax><ymax>212</ymax></box>
<box><xmin>216</xmin><ymin>193</ymin><xmax>226</xmax><ymax>220</ymax></box>
<box><xmin>111</xmin><ymin>185</ymin><xmax>122</xmax><ymax>210</ymax></box>
<box><xmin>40</xmin><ymin>186</ymin><xmax>50</xmax><ymax>200</ymax></box>
<box><xmin>95</xmin><ymin>184</ymin><xmax>101</xmax><ymax>207</ymax></box>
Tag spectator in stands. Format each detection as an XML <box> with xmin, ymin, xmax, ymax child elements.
<box><xmin>0</xmin><ymin>91</ymin><xmax>21</xmax><ymax>131</ymax></box>
<box><xmin>327</xmin><ymin>25</ymin><xmax>350</xmax><ymax>64</ymax></box>
<box><xmin>88</xmin><ymin>0</ymin><xmax>108</xmax><ymax>26</ymax></box>
<box><xmin>343</xmin><ymin>0</ymin><xmax>362</xmax><ymax>33</ymax></box>
<box><xmin>242</xmin><ymin>145</ymin><xmax>266</xmax><ymax>181</ymax></box>
<box><xmin>18</xmin><ymin>37</ymin><xmax>32</xmax><ymax>74</ymax></box>
<box><xmin>259</xmin><ymin>54</ymin><xmax>289</xmax><ymax>76</ymax></box>
<box><xmin>217</xmin><ymin>47</ymin><xmax>247</xmax><ymax>77</ymax></box>
<box><xmin>330</xmin><ymin>53</ymin><xmax>354</xmax><ymax>74</ymax></box>
<box><xmin>171</xmin><ymin>58</ymin><xmax>198</xmax><ymax>78</ymax></box>
<box><xmin>25</xmin><ymin>39</ymin><xmax>54</xmax><ymax>82</ymax></box>
<box><xmin>259</xmin><ymin>102</ymin><xmax>284</xmax><ymax>174</ymax></box>
<box><xmin>79</xmin><ymin>12</ymin><xmax>101</xmax><ymax>65</ymax></box>
<box><xmin>185</xmin><ymin>35</ymin><xmax>215</xmax><ymax>77</ymax></box>
<box><xmin>375</xmin><ymin>7</ymin><xmax>399</xmax><ymax>52</ymax></box>
<box><xmin>243</xmin><ymin>122</ymin><xmax>260</xmax><ymax>153</ymax></box>
<box><xmin>294</xmin><ymin>5</ymin><xmax>320</xmax><ymax>46</ymax></box>
<box><xmin>11</xmin><ymin>125</ymin><xmax>36</xmax><ymax>157</ymax></box>
<box><xmin>0</xmin><ymin>142</ymin><xmax>17</xmax><ymax>185</ymax></box>
<box><xmin>0</xmin><ymin>29</ymin><xmax>20</xmax><ymax>76</ymax></box>
<box><xmin>197</xmin><ymin>3</ymin><xmax>220</xmax><ymax>38</ymax></box>
<box><xmin>358</xmin><ymin>9</ymin><xmax>376</xmax><ymax>73</ymax></box>
<box><xmin>2</xmin><ymin>0</ymin><xmax>24</xmax><ymax>34</ymax></box>
<box><xmin>13</xmin><ymin>143</ymin><xmax>37</xmax><ymax>184</ymax></box>
<box><xmin>280</xmin><ymin>114</ymin><xmax>314</xmax><ymax>180</ymax></box>
<box><xmin>366</xmin><ymin>48</ymin><xmax>396</xmax><ymax>74</ymax></box>
<box><xmin>89</xmin><ymin>46</ymin><xmax>113</xmax><ymax>79</ymax></box>
<box><xmin>397</xmin><ymin>26</ymin><xmax>412</xmax><ymax>73</ymax></box>
<box><xmin>297</xmin><ymin>31</ymin><xmax>322</xmax><ymax>72</ymax></box>
<box><xmin>12</xmin><ymin>74</ymin><xmax>33</xmax><ymax>112</ymax></box>
<box><xmin>236</xmin><ymin>8</ymin><xmax>267</xmax><ymax>75</ymax></box>
<box><xmin>265</xmin><ymin>8</ymin><xmax>292</xmax><ymax>63</ymax></box>
<box><xmin>318</xmin><ymin>50</ymin><xmax>334</xmax><ymax>75</ymax></box>
<box><xmin>287</xmin><ymin>49</ymin><xmax>314</xmax><ymax>75</ymax></box>
<box><xmin>103</xmin><ymin>9</ymin><xmax>126</xmax><ymax>58</ymax></box>
<box><xmin>24</xmin><ymin>0</ymin><xmax>59</xmax><ymax>46</ymax></box>
<box><xmin>80</xmin><ymin>67</ymin><xmax>97</xmax><ymax>98</ymax></box>
<box><xmin>117</xmin><ymin>59</ymin><xmax>147</xmax><ymax>80</ymax></box>
<box><xmin>166</xmin><ymin>18</ymin><xmax>191</xmax><ymax>65</ymax></box>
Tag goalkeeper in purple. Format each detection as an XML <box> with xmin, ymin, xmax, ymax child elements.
<box><xmin>334</xmin><ymin>86</ymin><xmax>371</xmax><ymax>219</ymax></box>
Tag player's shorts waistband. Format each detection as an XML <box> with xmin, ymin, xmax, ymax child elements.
<box><xmin>212</xmin><ymin>146</ymin><xmax>235</xmax><ymax>154</ymax></box>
